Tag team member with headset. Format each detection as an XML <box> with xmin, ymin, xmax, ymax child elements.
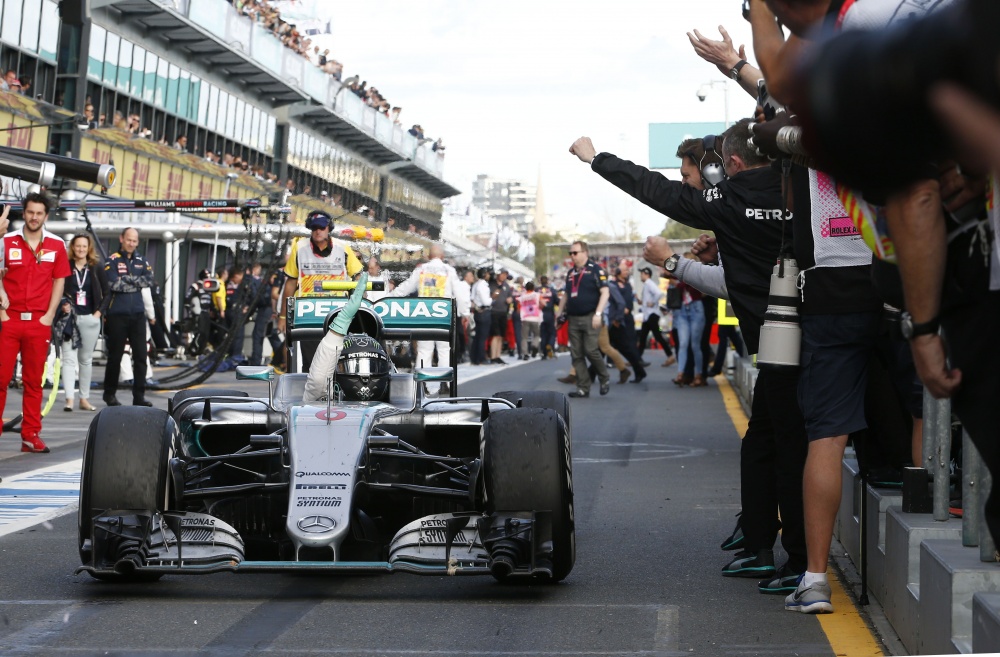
<box><xmin>570</xmin><ymin>124</ymin><xmax>809</xmax><ymax>596</ymax></box>
<box><xmin>277</xmin><ymin>210</ymin><xmax>363</xmax><ymax>369</ymax></box>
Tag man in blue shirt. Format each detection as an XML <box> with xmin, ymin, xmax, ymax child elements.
<box><xmin>556</xmin><ymin>241</ymin><xmax>610</xmax><ymax>398</ymax></box>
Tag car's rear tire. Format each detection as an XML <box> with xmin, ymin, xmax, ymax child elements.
<box><xmin>482</xmin><ymin>407</ymin><xmax>575</xmax><ymax>583</ymax></box>
<box><xmin>168</xmin><ymin>388</ymin><xmax>248</xmax><ymax>414</ymax></box>
<box><xmin>78</xmin><ymin>407</ymin><xmax>176</xmax><ymax>581</ymax></box>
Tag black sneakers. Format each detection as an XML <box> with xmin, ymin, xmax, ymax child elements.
<box><xmin>720</xmin><ymin>512</ymin><xmax>745</xmax><ymax>551</ymax></box>
<box><xmin>722</xmin><ymin>548</ymin><xmax>776</xmax><ymax>578</ymax></box>
<box><xmin>568</xmin><ymin>389</ymin><xmax>590</xmax><ymax>398</ymax></box>
<box><xmin>758</xmin><ymin>563</ymin><xmax>803</xmax><ymax>594</ymax></box>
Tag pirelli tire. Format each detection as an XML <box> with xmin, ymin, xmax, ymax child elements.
<box><xmin>168</xmin><ymin>388</ymin><xmax>248</xmax><ymax>414</ymax></box>
<box><xmin>481</xmin><ymin>407</ymin><xmax>575</xmax><ymax>583</ymax></box>
<box><xmin>492</xmin><ymin>390</ymin><xmax>571</xmax><ymax>428</ymax></box>
<box><xmin>78</xmin><ymin>407</ymin><xmax>176</xmax><ymax>582</ymax></box>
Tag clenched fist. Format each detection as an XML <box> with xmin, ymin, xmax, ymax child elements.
<box><xmin>569</xmin><ymin>137</ymin><xmax>598</xmax><ymax>164</ymax></box>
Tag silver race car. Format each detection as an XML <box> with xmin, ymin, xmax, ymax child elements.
<box><xmin>77</xmin><ymin>291</ymin><xmax>574</xmax><ymax>584</ymax></box>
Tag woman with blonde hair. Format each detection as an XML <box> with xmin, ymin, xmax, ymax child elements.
<box><xmin>61</xmin><ymin>234</ymin><xmax>105</xmax><ymax>411</ymax></box>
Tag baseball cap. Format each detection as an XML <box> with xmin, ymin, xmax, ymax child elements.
<box><xmin>639</xmin><ymin>266</ymin><xmax>652</xmax><ymax>275</ymax></box>
<box><xmin>305</xmin><ymin>211</ymin><xmax>333</xmax><ymax>230</ymax></box>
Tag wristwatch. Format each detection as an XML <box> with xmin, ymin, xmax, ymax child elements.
<box><xmin>729</xmin><ymin>59</ymin><xmax>748</xmax><ymax>81</ymax></box>
<box><xmin>663</xmin><ymin>254</ymin><xmax>681</xmax><ymax>272</ymax></box>
<box><xmin>900</xmin><ymin>312</ymin><xmax>940</xmax><ymax>340</ymax></box>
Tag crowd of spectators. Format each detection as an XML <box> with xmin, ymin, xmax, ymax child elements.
<box><xmin>0</xmin><ymin>69</ymin><xmax>32</xmax><ymax>96</ymax></box>
<box><xmin>225</xmin><ymin>0</ymin><xmax>444</xmax><ymax>157</ymax></box>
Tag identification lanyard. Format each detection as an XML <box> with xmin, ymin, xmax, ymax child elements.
<box><xmin>569</xmin><ymin>268</ymin><xmax>586</xmax><ymax>297</ymax></box>
<box><xmin>25</xmin><ymin>237</ymin><xmax>44</xmax><ymax>265</ymax></box>
<box><xmin>74</xmin><ymin>266</ymin><xmax>89</xmax><ymax>291</ymax></box>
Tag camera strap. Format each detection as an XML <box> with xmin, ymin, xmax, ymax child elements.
<box><xmin>778</xmin><ymin>158</ymin><xmax>793</xmax><ymax>278</ymax></box>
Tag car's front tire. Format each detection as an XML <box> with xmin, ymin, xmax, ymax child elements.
<box><xmin>78</xmin><ymin>407</ymin><xmax>175</xmax><ymax>581</ymax></box>
<box><xmin>481</xmin><ymin>407</ymin><xmax>575</xmax><ymax>582</ymax></box>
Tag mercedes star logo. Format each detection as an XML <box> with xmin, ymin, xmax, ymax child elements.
<box><xmin>297</xmin><ymin>515</ymin><xmax>337</xmax><ymax>533</ymax></box>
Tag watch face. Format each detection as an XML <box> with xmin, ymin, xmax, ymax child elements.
<box><xmin>901</xmin><ymin>317</ymin><xmax>913</xmax><ymax>339</ymax></box>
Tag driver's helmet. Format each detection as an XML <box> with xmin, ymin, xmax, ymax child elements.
<box><xmin>336</xmin><ymin>333</ymin><xmax>390</xmax><ymax>401</ymax></box>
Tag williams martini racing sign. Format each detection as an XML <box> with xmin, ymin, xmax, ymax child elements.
<box><xmin>293</xmin><ymin>297</ymin><xmax>453</xmax><ymax>330</ymax></box>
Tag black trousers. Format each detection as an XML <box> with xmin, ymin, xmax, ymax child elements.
<box><xmin>943</xmin><ymin>291</ymin><xmax>1000</xmax><ymax>546</ymax></box>
<box><xmin>103</xmin><ymin>312</ymin><xmax>148</xmax><ymax>402</ymax></box>
<box><xmin>740</xmin><ymin>366</ymin><xmax>808</xmax><ymax>572</ymax></box>
<box><xmin>540</xmin><ymin>314</ymin><xmax>556</xmax><ymax>353</ymax></box>
<box><xmin>472</xmin><ymin>309</ymin><xmax>491</xmax><ymax>364</ymax></box>
<box><xmin>711</xmin><ymin>324</ymin><xmax>745</xmax><ymax>374</ymax></box>
<box><xmin>192</xmin><ymin>313</ymin><xmax>211</xmax><ymax>355</ymax></box>
<box><xmin>638</xmin><ymin>313</ymin><xmax>672</xmax><ymax>356</ymax></box>
<box><xmin>609</xmin><ymin>321</ymin><xmax>646</xmax><ymax>378</ymax></box>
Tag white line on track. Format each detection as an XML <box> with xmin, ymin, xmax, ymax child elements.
<box><xmin>0</xmin><ymin>459</ymin><xmax>81</xmax><ymax>539</ymax></box>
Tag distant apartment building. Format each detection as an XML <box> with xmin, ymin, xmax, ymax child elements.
<box><xmin>471</xmin><ymin>174</ymin><xmax>542</xmax><ymax>239</ymax></box>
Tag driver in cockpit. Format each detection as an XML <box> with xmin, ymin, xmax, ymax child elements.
<box><xmin>303</xmin><ymin>273</ymin><xmax>390</xmax><ymax>403</ymax></box>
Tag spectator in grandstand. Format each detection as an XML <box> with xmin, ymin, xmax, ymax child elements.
<box><xmin>408</xmin><ymin>125</ymin><xmax>425</xmax><ymax>139</ymax></box>
<box><xmin>433</xmin><ymin>139</ymin><xmax>446</xmax><ymax>154</ymax></box>
<box><xmin>83</xmin><ymin>104</ymin><xmax>97</xmax><ymax>130</ymax></box>
<box><xmin>174</xmin><ymin>135</ymin><xmax>188</xmax><ymax>152</ymax></box>
<box><xmin>391</xmin><ymin>107</ymin><xmax>402</xmax><ymax>125</ymax></box>
<box><xmin>1</xmin><ymin>69</ymin><xmax>16</xmax><ymax>91</ymax></box>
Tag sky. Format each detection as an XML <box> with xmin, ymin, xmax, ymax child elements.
<box><xmin>312</xmin><ymin>1</ymin><xmax>759</xmax><ymax>238</ymax></box>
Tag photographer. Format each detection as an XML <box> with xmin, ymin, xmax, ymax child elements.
<box><xmin>743</xmin><ymin>0</ymin><xmax>947</xmax><ymax>613</ymax></box>
<box><xmin>783</xmin><ymin>0</ymin><xmax>1000</xmax><ymax>548</ymax></box>
<box><xmin>571</xmin><ymin>121</ymin><xmax>808</xmax><ymax>594</ymax></box>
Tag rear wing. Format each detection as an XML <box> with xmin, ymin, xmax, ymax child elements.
<box><xmin>287</xmin><ymin>296</ymin><xmax>456</xmax><ymax>343</ymax></box>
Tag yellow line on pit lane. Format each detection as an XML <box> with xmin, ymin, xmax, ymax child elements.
<box><xmin>715</xmin><ymin>373</ymin><xmax>885</xmax><ymax>656</ymax></box>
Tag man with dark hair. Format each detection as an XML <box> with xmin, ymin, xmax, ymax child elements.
<box><xmin>571</xmin><ymin>122</ymin><xmax>809</xmax><ymax>596</ymax></box>
<box><xmin>556</xmin><ymin>241</ymin><xmax>611</xmax><ymax>398</ymax></box>
<box><xmin>0</xmin><ymin>194</ymin><xmax>68</xmax><ymax>452</ymax></box>
<box><xmin>101</xmin><ymin>227</ymin><xmax>155</xmax><ymax>407</ymax></box>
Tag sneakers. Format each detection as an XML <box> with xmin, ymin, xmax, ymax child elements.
<box><xmin>759</xmin><ymin>564</ymin><xmax>803</xmax><ymax>594</ymax></box>
<box><xmin>21</xmin><ymin>435</ymin><xmax>50</xmax><ymax>453</ymax></box>
<box><xmin>599</xmin><ymin>381</ymin><xmax>610</xmax><ymax>395</ymax></box>
<box><xmin>568</xmin><ymin>389</ymin><xmax>590</xmax><ymax>398</ymax></box>
<box><xmin>722</xmin><ymin>549</ymin><xmax>776</xmax><ymax>578</ymax></box>
<box><xmin>720</xmin><ymin>512</ymin><xmax>745</xmax><ymax>551</ymax></box>
<box><xmin>785</xmin><ymin>577</ymin><xmax>834</xmax><ymax>614</ymax></box>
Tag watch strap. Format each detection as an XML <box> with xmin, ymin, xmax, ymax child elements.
<box><xmin>902</xmin><ymin>312</ymin><xmax>940</xmax><ymax>339</ymax></box>
<box><xmin>730</xmin><ymin>59</ymin><xmax>748</xmax><ymax>80</ymax></box>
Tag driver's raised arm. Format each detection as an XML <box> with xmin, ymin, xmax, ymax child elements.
<box><xmin>303</xmin><ymin>273</ymin><xmax>368</xmax><ymax>402</ymax></box>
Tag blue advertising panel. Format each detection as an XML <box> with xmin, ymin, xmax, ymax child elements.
<box><xmin>649</xmin><ymin>122</ymin><xmax>727</xmax><ymax>170</ymax></box>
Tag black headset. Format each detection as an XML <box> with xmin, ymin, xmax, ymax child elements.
<box><xmin>700</xmin><ymin>135</ymin><xmax>726</xmax><ymax>188</ymax></box>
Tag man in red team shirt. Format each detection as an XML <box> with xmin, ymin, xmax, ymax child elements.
<box><xmin>0</xmin><ymin>193</ymin><xmax>71</xmax><ymax>453</ymax></box>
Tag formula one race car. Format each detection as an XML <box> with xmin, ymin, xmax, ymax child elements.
<box><xmin>76</xmin><ymin>291</ymin><xmax>574</xmax><ymax>583</ymax></box>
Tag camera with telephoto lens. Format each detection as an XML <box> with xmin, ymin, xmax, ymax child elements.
<box><xmin>792</xmin><ymin>0</ymin><xmax>1000</xmax><ymax>198</ymax></box>
<box><xmin>756</xmin><ymin>256</ymin><xmax>801</xmax><ymax>369</ymax></box>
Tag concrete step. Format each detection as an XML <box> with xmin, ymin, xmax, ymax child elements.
<box><xmin>919</xmin><ymin>539</ymin><xmax>1000</xmax><ymax>654</ymax></box>
<box><xmin>883</xmin><ymin>508</ymin><xmax>962</xmax><ymax>654</ymax></box>
<box><xmin>973</xmin><ymin>592</ymin><xmax>1000</xmax><ymax>653</ymax></box>
<box><xmin>863</xmin><ymin>484</ymin><xmax>903</xmax><ymax>605</ymax></box>
<box><xmin>837</xmin><ymin>458</ymin><xmax>861</xmax><ymax>565</ymax></box>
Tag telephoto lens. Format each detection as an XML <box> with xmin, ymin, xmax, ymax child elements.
<box><xmin>756</xmin><ymin>257</ymin><xmax>801</xmax><ymax>369</ymax></box>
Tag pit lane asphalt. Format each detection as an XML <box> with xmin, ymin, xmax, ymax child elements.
<box><xmin>0</xmin><ymin>356</ymin><xmax>865</xmax><ymax>656</ymax></box>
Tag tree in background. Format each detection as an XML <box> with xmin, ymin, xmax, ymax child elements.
<box><xmin>661</xmin><ymin>219</ymin><xmax>710</xmax><ymax>241</ymax></box>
